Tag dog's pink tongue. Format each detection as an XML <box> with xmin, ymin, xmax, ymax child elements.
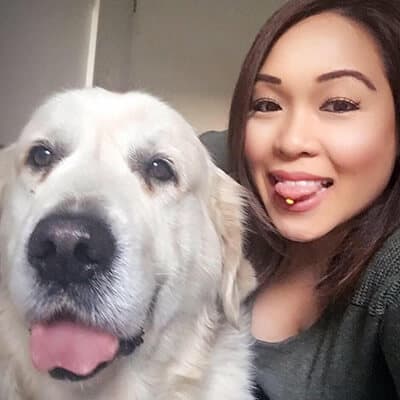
<box><xmin>275</xmin><ymin>181</ymin><xmax>322</xmax><ymax>200</ymax></box>
<box><xmin>30</xmin><ymin>321</ymin><xmax>119</xmax><ymax>376</ymax></box>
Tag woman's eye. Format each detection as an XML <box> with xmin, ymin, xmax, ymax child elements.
<box><xmin>320</xmin><ymin>98</ymin><xmax>360</xmax><ymax>113</ymax></box>
<box><xmin>147</xmin><ymin>158</ymin><xmax>176</xmax><ymax>182</ymax></box>
<box><xmin>251</xmin><ymin>98</ymin><xmax>282</xmax><ymax>113</ymax></box>
<box><xmin>27</xmin><ymin>145</ymin><xmax>54</xmax><ymax>169</ymax></box>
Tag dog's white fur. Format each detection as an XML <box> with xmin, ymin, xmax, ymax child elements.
<box><xmin>0</xmin><ymin>88</ymin><xmax>256</xmax><ymax>400</ymax></box>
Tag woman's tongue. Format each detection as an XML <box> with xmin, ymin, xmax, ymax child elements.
<box><xmin>30</xmin><ymin>321</ymin><xmax>119</xmax><ymax>376</ymax></box>
<box><xmin>275</xmin><ymin>180</ymin><xmax>323</xmax><ymax>201</ymax></box>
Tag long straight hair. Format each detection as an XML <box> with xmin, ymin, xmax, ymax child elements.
<box><xmin>228</xmin><ymin>0</ymin><xmax>400</xmax><ymax>303</ymax></box>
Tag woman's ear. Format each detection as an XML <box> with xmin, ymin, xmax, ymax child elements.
<box><xmin>208</xmin><ymin>165</ymin><xmax>256</xmax><ymax>326</ymax></box>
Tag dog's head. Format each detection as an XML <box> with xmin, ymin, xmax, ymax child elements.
<box><xmin>0</xmin><ymin>88</ymin><xmax>255</xmax><ymax>388</ymax></box>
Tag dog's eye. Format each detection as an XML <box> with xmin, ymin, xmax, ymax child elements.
<box><xmin>27</xmin><ymin>145</ymin><xmax>54</xmax><ymax>168</ymax></box>
<box><xmin>147</xmin><ymin>159</ymin><xmax>175</xmax><ymax>182</ymax></box>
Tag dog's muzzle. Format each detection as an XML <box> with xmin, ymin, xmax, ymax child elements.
<box><xmin>26</xmin><ymin>212</ymin><xmax>145</xmax><ymax>381</ymax></box>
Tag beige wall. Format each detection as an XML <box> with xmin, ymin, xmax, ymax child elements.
<box><xmin>93</xmin><ymin>0</ymin><xmax>132</xmax><ymax>91</ymax></box>
<box><xmin>0</xmin><ymin>1</ymin><xmax>95</xmax><ymax>145</ymax></box>
<box><xmin>129</xmin><ymin>0</ymin><xmax>285</xmax><ymax>133</ymax></box>
<box><xmin>0</xmin><ymin>1</ymin><xmax>286</xmax><ymax>144</ymax></box>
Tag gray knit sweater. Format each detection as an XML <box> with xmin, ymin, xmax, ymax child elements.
<box><xmin>200</xmin><ymin>130</ymin><xmax>400</xmax><ymax>399</ymax></box>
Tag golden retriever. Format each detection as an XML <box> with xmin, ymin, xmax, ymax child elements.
<box><xmin>0</xmin><ymin>88</ymin><xmax>255</xmax><ymax>400</ymax></box>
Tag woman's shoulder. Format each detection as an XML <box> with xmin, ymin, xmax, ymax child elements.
<box><xmin>352</xmin><ymin>227</ymin><xmax>400</xmax><ymax>314</ymax></box>
<box><xmin>199</xmin><ymin>130</ymin><xmax>230</xmax><ymax>174</ymax></box>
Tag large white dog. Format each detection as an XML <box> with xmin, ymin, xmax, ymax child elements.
<box><xmin>0</xmin><ymin>88</ymin><xmax>256</xmax><ymax>400</ymax></box>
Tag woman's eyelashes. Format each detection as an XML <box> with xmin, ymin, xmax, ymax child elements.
<box><xmin>251</xmin><ymin>97</ymin><xmax>282</xmax><ymax>113</ymax></box>
<box><xmin>250</xmin><ymin>96</ymin><xmax>360</xmax><ymax>114</ymax></box>
<box><xmin>320</xmin><ymin>97</ymin><xmax>360</xmax><ymax>113</ymax></box>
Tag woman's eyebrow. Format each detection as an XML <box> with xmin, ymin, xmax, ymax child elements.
<box><xmin>256</xmin><ymin>70</ymin><xmax>376</xmax><ymax>91</ymax></box>
<box><xmin>255</xmin><ymin>73</ymin><xmax>282</xmax><ymax>85</ymax></box>
<box><xmin>316</xmin><ymin>69</ymin><xmax>377</xmax><ymax>91</ymax></box>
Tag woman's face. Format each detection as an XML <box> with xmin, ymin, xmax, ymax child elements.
<box><xmin>245</xmin><ymin>12</ymin><xmax>397</xmax><ymax>242</ymax></box>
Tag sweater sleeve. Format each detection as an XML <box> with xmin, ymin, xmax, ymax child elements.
<box><xmin>380</xmin><ymin>287</ymin><xmax>400</xmax><ymax>395</ymax></box>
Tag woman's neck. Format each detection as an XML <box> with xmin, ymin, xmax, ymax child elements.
<box><xmin>282</xmin><ymin>225</ymin><xmax>349</xmax><ymax>277</ymax></box>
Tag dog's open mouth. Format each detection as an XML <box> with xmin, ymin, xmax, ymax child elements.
<box><xmin>29</xmin><ymin>318</ymin><xmax>144</xmax><ymax>382</ymax></box>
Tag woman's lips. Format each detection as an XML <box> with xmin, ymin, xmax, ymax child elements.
<box><xmin>269</xmin><ymin>170</ymin><xmax>333</xmax><ymax>182</ymax></box>
<box><xmin>268</xmin><ymin>171</ymin><xmax>334</xmax><ymax>212</ymax></box>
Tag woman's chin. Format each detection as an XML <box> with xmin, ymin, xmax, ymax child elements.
<box><xmin>274</xmin><ymin>223</ymin><xmax>330</xmax><ymax>243</ymax></box>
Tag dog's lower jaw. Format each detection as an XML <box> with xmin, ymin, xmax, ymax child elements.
<box><xmin>0</xmin><ymin>297</ymin><xmax>253</xmax><ymax>400</ymax></box>
<box><xmin>50</xmin><ymin>362</ymin><xmax>109</xmax><ymax>382</ymax></box>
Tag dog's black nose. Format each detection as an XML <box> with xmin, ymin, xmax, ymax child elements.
<box><xmin>28</xmin><ymin>213</ymin><xmax>116</xmax><ymax>285</ymax></box>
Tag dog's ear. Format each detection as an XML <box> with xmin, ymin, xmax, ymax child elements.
<box><xmin>208</xmin><ymin>166</ymin><xmax>257</xmax><ymax>326</ymax></box>
<box><xmin>0</xmin><ymin>144</ymin><xmax>15</xmax><ymax>212</ymax></box>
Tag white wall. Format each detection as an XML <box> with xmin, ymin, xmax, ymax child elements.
<box><xmin>129</xmin><ymin>0</ymin><xmax>285</xmax><ymax>133</ymax></box>
<box><xmin>0</xmin><ymin>0</ymin><xmax>96</xmax><ymax>145</ymax></box>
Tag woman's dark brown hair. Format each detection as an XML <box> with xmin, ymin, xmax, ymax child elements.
<box><xmin>228</xmin><ymin>0</ymin><xmax>400</xmax><ymax>303</ymax></box>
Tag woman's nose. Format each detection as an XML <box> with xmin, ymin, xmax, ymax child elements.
<box><xmin>273</xmin><ymin>112</ymin><xmax>319</xmax><ymax>160</ymax></box>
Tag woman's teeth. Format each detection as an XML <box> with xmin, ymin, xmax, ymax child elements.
<box><xmin>274</xmin><ymin>178</ymin><xmax>333</xmax><ymax>188</ymax></box>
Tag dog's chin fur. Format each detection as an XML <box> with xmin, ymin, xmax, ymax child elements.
<box><xmin>0</xmin><ymin>88</ymin><xmax>256</xmax><ymax>400</ymax></box>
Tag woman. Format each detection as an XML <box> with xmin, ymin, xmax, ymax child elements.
<box><xmin>202</xmin><ymin>0</ymin><xmax>400</xmax><ymax>398</ymax></box>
